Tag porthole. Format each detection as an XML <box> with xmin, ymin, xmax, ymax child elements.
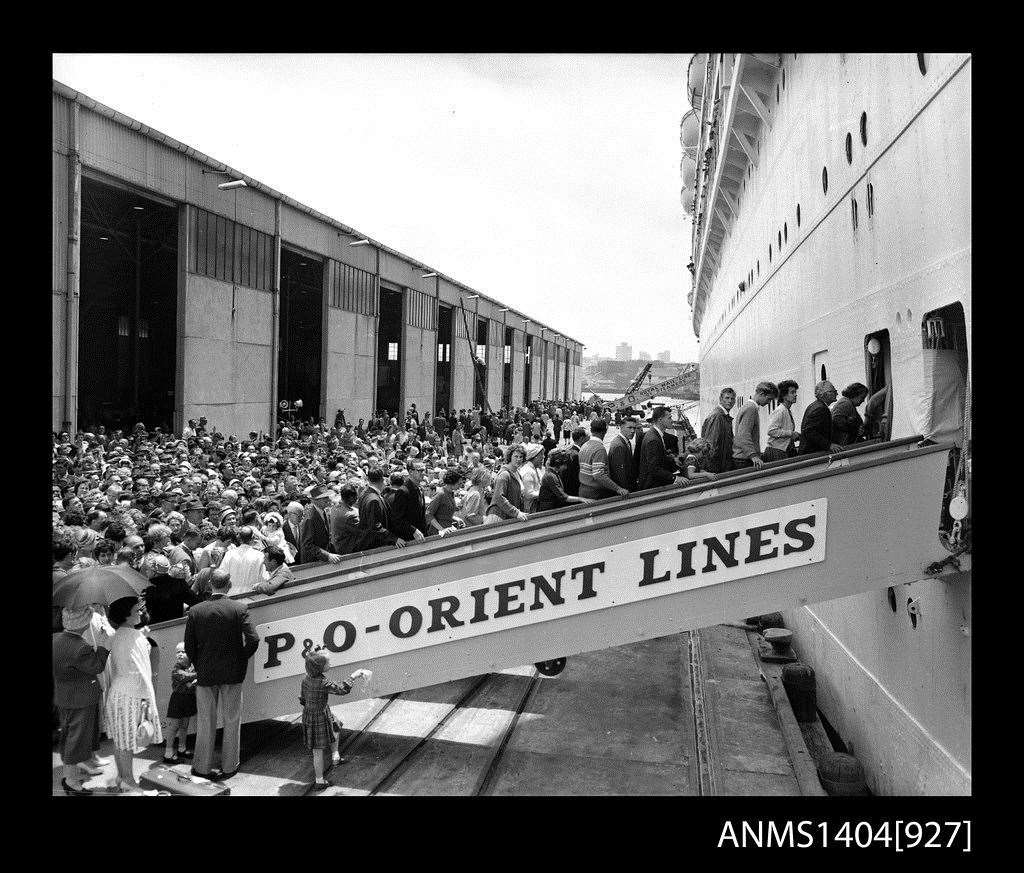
<box><xmin>822</xmin><ymin>166</ymin><xmax>829</xmax><ymax>194</ymax></box>
<box><xmin>757</xmin><ymin>260</ymin><xmax>760</xmax><ymax>276</ymax></box>
<box><xmin>851</xmin><ymin>198</ymin><xmax>859</xmax><ymax>230</ymax></box>
<box><xmin>917</xmin><ymin>53</ymin><xmax>927</xmax><ymax>75</ymax></box>
<box><xmin>860</xmin><ymin>112</ymin><xmax>868</xmax><ymax>147</ymax></box>
<box><xmin>784</xmin><ymin>222</ymin><xmax>788</xmax><ymax>242</ymax></box>
<box><xmin>796</xmin><ymin>204</ymin><xmax>801</xmax><ymax>226</ymax></box>
<box><xmin>867</xmin><ymin>182</ymin><xmax>874</xmax><ymax>216</ymax></box>
<box><xmin>846</xmin><ymin>132</ymin><xmax>853</xmax><ymax>164</ymax></box>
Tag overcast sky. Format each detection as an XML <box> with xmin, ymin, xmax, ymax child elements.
<box><xmin>53</xmin><ymin>53</ymin><xmax>697</xmax><ymax>363</ymax></box>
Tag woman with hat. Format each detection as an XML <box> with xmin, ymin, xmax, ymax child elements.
<box><xmin>261</xmin><ymin>511</ymin><xmax>295</xmax><ymax>564</ymax></box>
<box><xmin>519</xmin><ymin>443</ymin><xmax>545</xmax><ymax>513</ymax></box>
<box><xmin>104</xmin><ymin>595</ymin><xmax>162</xmax><ymax>793</ymax></box>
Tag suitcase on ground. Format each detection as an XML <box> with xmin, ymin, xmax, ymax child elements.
<box><xmin>139</xmin><ymin>764</ymin><xmax>231</xmax><ymax>796</ymax></box>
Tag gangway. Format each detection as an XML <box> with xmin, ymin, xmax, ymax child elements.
<box><xmin>145</xmin><ymin>437</ymin><xmax>961</xmax><ymax>723</ymax></box>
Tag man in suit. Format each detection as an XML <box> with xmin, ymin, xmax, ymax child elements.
<box><xmin>608</xmin><ymin>416</ymin><xmax>640</xmax><ymax>492</ymax></box>
<box><xmin>388</xmin><ymin>462</ymin><xmax>427</xmax><ymax>542</ymax></box>
<box><xmin>356</xmin><ymin>469</ymin><xmax>406</xmax><ymax>552</ymax></box>
<box><xmin>701</xmin><ymin>387</ymin><xmax>736</xmax><ymax>474</ymax></box>
<box><xmin>799</xmin><ymin>380</ymin><xmax>842</xmax><ymax>455</ymax></box>
<box><xmin>53</xmin><ymin>608</ymin><xmax>110</xmax><ymax>794</ymax></box>
<box><xmin>637</xmin><ymin>407</ymin><xmax>680</xmax><ymax>491</ymax></box>
<box><xmin>183</xmin><ymin>568</ymin><xmax>260</xmax><ymax>780</ymax></box>
<box><xmin>562</xmin><ymin>427</ymin><xmax>587</xmax><ymax>497</ymax></box>
<box><xmin>299</xmin><ymin>486</ymin><xmax>342</xmax><ymax>564</ymax></box>
<box><xmin>282</xmin><ymin>501</ymin><xmax>304</xmax><ymax>557</ymax></box>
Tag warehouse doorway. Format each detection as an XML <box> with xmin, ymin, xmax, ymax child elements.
<box><xmin>78</xmin><ymin>176</ymin><xmax>178</xmax><ymax>433</ymax></box>
<box><xmin>475</xmin><ymin>317</ymin><xmax>489</xmax><ymax>409</ymax></box>
<box><xmin>435</xmin><ymin>304</ymin><xmax>452</xmax><ymax>415</ymax></box>
<box><xmin>376</xmin><ymin>287</ymin><xmax>403</xmax><ymax>418</ymax></box>
<box><xmin>524</xmin><ymin>336</ymin><xmax>533</xmax><ymax>404</ymax></box>
<box><xmin>278</xmin><ymin>248</ymin><xmax>323</xmax><ymax>422</ymax></box>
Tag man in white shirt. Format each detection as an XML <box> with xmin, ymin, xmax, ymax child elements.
<box><xmin>219</xmin><ymin>526</ymin><xmax>265</xmax><ymax>594</ymax></box>
<box><xmin>764</xmin><ymin>379</ymin><xmax>800</xmax><ymax>462</ymax></box>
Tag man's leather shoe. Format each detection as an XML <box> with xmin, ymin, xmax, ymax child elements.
<box><xmin>190</xmin><ymin>768</ymin><xmax>221</xmax><ymax>781</ymax></box>
<box><xmin>61</xmin><ymin>779</ymin><xmax>93</xmax><ymax>796</ymax></box>
<box><xmin>215</xmin><ymin>769</ymin><xmax>237</xmax><ymax>781</ymax></box>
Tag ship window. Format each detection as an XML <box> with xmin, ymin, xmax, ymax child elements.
<box><xmin>784</xmin><ymin>222</ymin><xmax>788</xmax><ymax>242</ymax></box>
<box><xmin>776</xmin><ymin>83</ymin><xmax>780</xmax><ymax>104</ymax></box>
<box><xmin>846</xmin><ymin>132</ymin><xmax>853</xmax><ymax>164</ymax></box>
<box><xmin>852</xmin><ymin>198</ymin><xmax>858</xmax><ymax>230</ymax></box>
<box><xmin>917</xmin><ymin>53</ymin><xmax>927</xmax><ymax>75</ymax></box>
<box><xmin>822</xmin><ymin>167</ymin><xmax>829</xmax><ymax>194</ymax></box>
<box><xmin>864</xmin><ymin>329</ymin><xmax>891</xmax><ymax>410</ymax></box>
<box><xmin>867</xmin><ymin>183</ymin><xmax>874</xmax><ymax>216</ymax></box>
<box><xmin>782</xmin><ymin>68</ymin><xmax>786</xmax><ymax>89</ymax></box>
<box><xmin>820</xmin><ymin>364</ymin><xmax>827</xmax><ymax>381</ymax></box>
<box><xmin>757</xmin><ymin>259</ymin><xmax>760</xmax><ymax>276</ymax></box>
<box><xmin>860</xmin><ymin>112</ymin><xmax>868</xmax><ymax>146</ymax></box>
<box><xmin>797</xmin><ymin>203</ymin><xmax>801</xmax><ymax>226</ymax></box>
<box><xmin>769</xmin><ymin>244</ymin><xmax>772</xmax><ymax>263</ymax></box>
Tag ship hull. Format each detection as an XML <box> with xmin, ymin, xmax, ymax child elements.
<box><xmin>689</xmin><ymin>53</ymin><xmax>971</xmax><ymax>794</ymax></box>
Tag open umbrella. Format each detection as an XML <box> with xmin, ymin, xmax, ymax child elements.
<box><xmin>52</xmin><ymin>564</ymin><xmax>148</xmax><ymax>611</ymax></box>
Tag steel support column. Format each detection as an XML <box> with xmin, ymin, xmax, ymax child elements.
<box><xmin>64</xmin><ymin>101</ymin><xmax>81</xmax><ymax>435</ymax></box>
<box><xmin>269</xmin><ymin>200</ymin><xmax>281</xmax><ymax>436</ymax></box>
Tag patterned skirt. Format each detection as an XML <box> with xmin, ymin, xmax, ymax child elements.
<box><xmin>302</xmin><ymin>705</ymin><xmax>341</xmax><ymax>750</ymax></box>
<box><xmin>105</xmin><ymin>689</ymin><xmax>163</xmax><ymax>753</ymax></box>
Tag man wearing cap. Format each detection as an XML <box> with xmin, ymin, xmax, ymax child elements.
<box><xmin>299</xmin><ymin>485</ymin><xmax>343</xmax><ymax>564</ymax></box>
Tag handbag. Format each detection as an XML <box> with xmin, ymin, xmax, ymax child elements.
<box><xmin>136</xmin><ymin>701</ymin><xmax>156</xmax><ymax>748</ymax></box>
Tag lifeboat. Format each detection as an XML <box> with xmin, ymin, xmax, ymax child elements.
<box><xmin>680</xmin><ymin>109</ymin><xmax>700</xmax><ymax>158</ymax></box>
<box><xmin>688</xmin><ymin>53</ymin><xmax>707</xmax><ymax>112</ymax></box>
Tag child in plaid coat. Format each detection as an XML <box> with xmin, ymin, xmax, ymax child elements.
<box><xmin>299</xmin><ymin>650</ymin><xmax>358</xmax><ymax>789</ymax></box>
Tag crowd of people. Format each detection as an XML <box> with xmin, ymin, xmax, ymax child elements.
<box><xmin>52</xmin><ymin>383</ymin><xmax>886</xmax><ymax>793</ymax></box>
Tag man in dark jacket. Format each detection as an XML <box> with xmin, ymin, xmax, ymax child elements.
<box><xmin>701</xmin><ymin>387</ymin><xmax>736</xmax><ymax>474</ymax></box>
<box><xmin>563</xmin><ymin>427</ymin><xmax>586</xmax><ymax>497</ymax></box>
<box><xmin>608</xmin><ymin>417</ymin><xmax>640</xmax><ymax>492</ymax></box>
<box><xmin>356</xmin><ymin>469</ymin><xmax>406</xmax><ymax>552</ymax></box>
<box><xmin>637</xmin><ymin>407</ymin><xmax>680</xmax><ymax>491</ymax></box>
<box><xmin>388</xmin><ymin>462</ymin><xmax>427</xmax><ymax>542</ymax></box>
<box><xmin>299</xmin><ymin>485</ymin><xmax>342</xmax><ymax>564</ymax></box>
<box><xmin>183</xmin><ymin>569</ymin><xmax>260</xmax><ymax>780</ymax></box>
<box><xmin>799</xmin><ymin>380</ymin><xmax>842</xmax><ymax>455</ymax></box>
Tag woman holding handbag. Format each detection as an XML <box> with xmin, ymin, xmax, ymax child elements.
<box><xmin>104</xmin><ymin>596</ymin><xmax>162</xmax><ymax>794</ymax></box>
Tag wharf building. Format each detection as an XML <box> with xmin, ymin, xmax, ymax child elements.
<box><xmin>52</xmin><ymin>81</ymin><xmax>584</xmax><ymax>438</ymax></box>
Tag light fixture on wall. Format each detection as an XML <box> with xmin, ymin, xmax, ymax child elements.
<box><xmin>421</xmin><ymin>272</ymin><xmax>438</xmax><ymax>278</ymax></box>
<box><xmin>867</xmin><ymin>336</ymin><xmax>881</xmax><ymax>356</ymax></box>
<box><xmin>349</xmin><ymin>239</ymin><xmax>371</xmax><ymax>247</ymax></box>
<box><xmin>467</xmin><ymin>294</ymin><xmax>480</xmax><ymax>299</ymax></box>
<box><xmin>218</xmin><ymin>179</ymin><xmax>247</xmax><ymax>190</ymax></box>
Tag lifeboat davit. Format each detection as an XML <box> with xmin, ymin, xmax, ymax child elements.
<box><xmin>688</xmin><ymin>53</ymin><xmax>707</xmax><ymax>112</ymax></box>
<box><xmin>680</xmin><ymin>109</ymin><xmax>700</xmax><ymax>157</ymax></box>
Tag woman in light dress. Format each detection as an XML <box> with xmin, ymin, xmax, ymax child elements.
<box><xmin>104</xmin><ymin>595</ymin><xmax>162</xmax><ymax>794</ymax></box>
<box><xmin>261</xmin><ymin>511</ymin><xmax>296</xmax><ymax>564</ymax></box>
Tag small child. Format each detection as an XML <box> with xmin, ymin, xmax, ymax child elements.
<box><xmin>300</xmin><ymin>650</ymin><xmax>370</xmax><ymax>789</ymax></box>
<box><xmin>163</xmin><ymin>642</ymin><xmax>197</xmax><ymax>763</ymax></box>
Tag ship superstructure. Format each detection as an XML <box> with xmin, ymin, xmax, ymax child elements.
<box><xmin>682</xmin><ymin>53</ymin><xmax>971</xmax><ymax>795</ymax></box>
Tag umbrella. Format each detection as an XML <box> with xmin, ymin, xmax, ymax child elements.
<box><xmin>52</xmin><ymin>564</ymin><xmax>149</xmax><ymax>611</ymax></box>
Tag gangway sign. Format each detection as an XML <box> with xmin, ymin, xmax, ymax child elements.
<box><xmin>144</xmin><ymin>437</ymin><xmax>955</xmax><ymax>724</ymax></box>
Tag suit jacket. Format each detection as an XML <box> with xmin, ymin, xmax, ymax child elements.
<box><xmin>701</xmin><ymin>407</ymin><xmax>734</xmax><ymax>473</ymax></box>
<box><xmin>299</xmin><ymin>505</ymin><xmax>332</xmax><ymax>563</ymax></box>
<box><xmin>608</xmin><ymin>434</ymin><xmax>638</xmax><ymax>492</ymax></box>
<box><xmin>52</xmin><ymin>631</ymin><xmax>110</xmax><ymax>709</ymax></box>
<box><xmin>637</xmin><ymin>428</ymin><xmax>677</xmax><ymax>491</ymax></box>
<box><xmin>282</xmin><ymin>518</ymin><xmax>301</xmax><ymax>554</ymax></box>
<box><xmin>183</xmin><ymin>594</ymin><xmax>260</xmax><ymax>686</ymax></box>
<box><xmin>388</xmin><ymin>479</ymin><xmax>426</xmax><ymax>540</ymax></box>
<box><xmin>563</xmin><ymin>445</ymin><xmax>581</xmax><ymax>497</ymax></box>
<box><xmin>355</xmin><ymin>488</ymin><xmax>400</xmax><ymax>552</ymax></box>
<box><xmin>799</xmin><ymin>399</ymin><xmax>833</xmax><ymax>454</ymax></box>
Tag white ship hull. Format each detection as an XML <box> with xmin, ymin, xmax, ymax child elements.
<box><xmin>685</xmin><ymin>53</ymin><xmax>971</xmax><ymax>794</ymax></box>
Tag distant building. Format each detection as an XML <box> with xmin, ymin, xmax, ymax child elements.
<box><xmin>657</xmin><ymin>350</ymin><xmax>671</xmax><ymax>362</ymax></box>
<box><xmin>615</xmin><ymin>343</ymin><xmax>632</xmax><ymax>361</ymax></box>
<box><xmin>638</xmin><ymin>351</ymin><xmax>651</xmax><ymax>361</ymax></box>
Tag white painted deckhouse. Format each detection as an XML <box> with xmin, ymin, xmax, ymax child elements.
<box><xmin>52</xmin><ymin>80</ymin><xmax>584</xmax><ymax>438</ymax></box>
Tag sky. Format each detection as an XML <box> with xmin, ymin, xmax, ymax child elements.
<box><xmin>52</xmin><ymin>53</ymin><xmax>698</xmax><ymax>363</ymax></box>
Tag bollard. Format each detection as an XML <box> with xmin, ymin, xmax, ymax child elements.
<box><xmin>757</xmin><ymin>612</ymin><xmax>786</xmax><ymax>630</ymax></box>
<box><xmin>781</xmin><ymin>662</ymin><xmax>816</xmax><ymax>723</ymax></box>
<box><xmin>817</xmin><ymin>751</ymin><xmax>869</xmax><ymax>796</ymax></box>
